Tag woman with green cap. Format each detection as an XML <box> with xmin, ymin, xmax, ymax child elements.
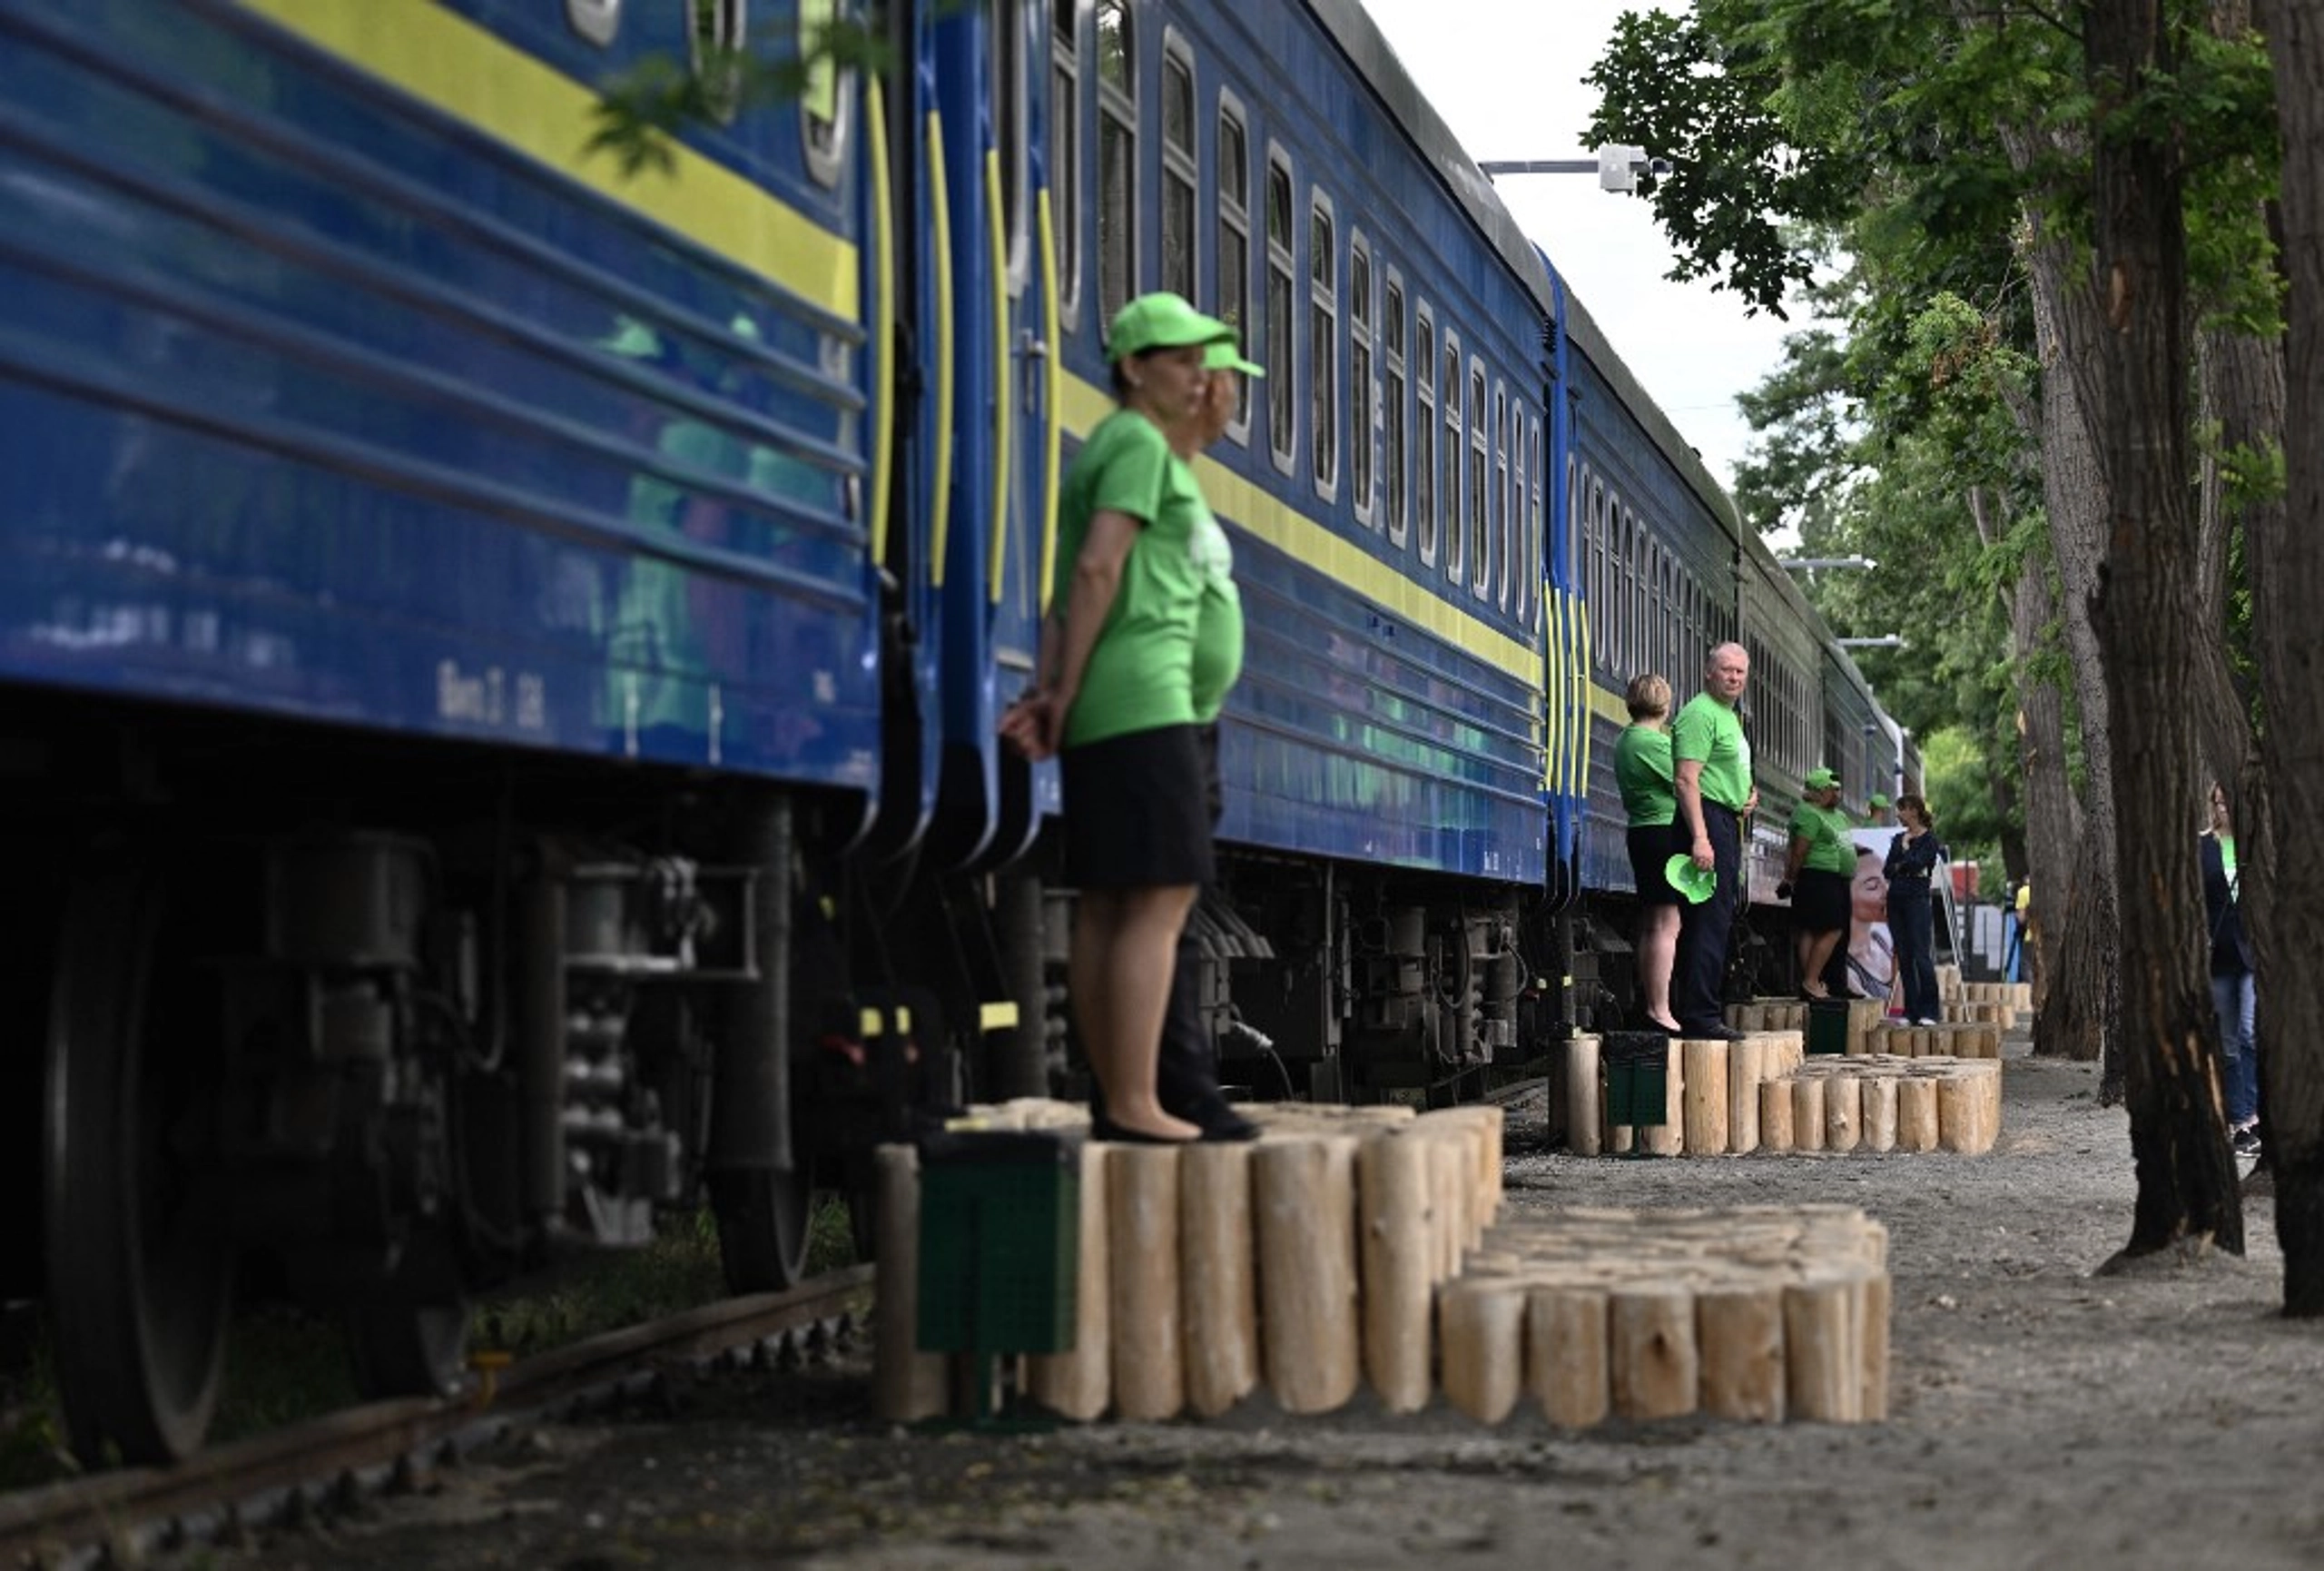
<box><xmin>1000</xmin><ymin>291</ymin><xmax>1240</xmax><ymax>1142</ymax></box>
<box><xmin>1778</xmin><ymin>767</ymin><xmax>1854</xmax><ymax>1000</ymax></box>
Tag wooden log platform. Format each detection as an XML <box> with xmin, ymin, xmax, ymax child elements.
<box><xmin>1867</xmin><ymin>1019</ymin><xmax>2003</xmax><ymax>1060</ymax></box>
<box><xmin>1772</xmin><ymin>1056</ymin><xmax>2002</xmax><ymax>1155</ymax></box>
<box><xmin>1551</xmin><ymin>1034</ymin><xmax>1999</xmax><ymax>1159</ymax></box>
<box><xmin>873</xmin><ymin>1102</ymin><xmax>1893</xmax><ymax>1428</ymax></box>
<box><xmin>1454</xmin><ymin>1204</ymin><xmax>1891</xmax><ymax>1424</ymax></box>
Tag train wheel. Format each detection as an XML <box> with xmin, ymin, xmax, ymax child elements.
<box><xmin>711</xmin><ymin>1167</ymin><xmax>812</xmax><ymax>1292</ymax></box>
<box><xmin>43</xmin><ymin>865</ymin><xmax>234</xmax><ymax>1466</ymax></box>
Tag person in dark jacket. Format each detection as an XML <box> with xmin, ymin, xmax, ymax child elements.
<box><xmin>1883</xmin><ymin>794</ymin><xmax>1946</xmax><ymax>1025</ymax></box>
<box><xmin>2202</xmin><ymin>784</ymin><xmax>2260</xmax><ymax>1152</ymax></box>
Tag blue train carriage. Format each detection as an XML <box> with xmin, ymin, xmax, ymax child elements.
<box><xmin>1010</xmin><ymin>0</ymin><xmax>1581</xmax><ymax>1105</ymax></box>
<box><xmin>0</xmin><ymin>0</ymin><xmax>1012</xmax><ymax>1467</ymax></box>
<box><xmin>1556</xmin><ymin>268</ymin><xmax>1747</xmax><ymax>1026</ymax></box>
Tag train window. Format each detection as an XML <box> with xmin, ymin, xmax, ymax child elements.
<box><xmin>1493</xmin><ymin>382</ymin><xmax>1510</xmax><ymax>608</ymax></box>
<box><xmin>1160</xmin><ymin>37</ymin><xmax>1196</xmax><ymax>301</ymax></box>
<box><xmin>1349</xmin><ymin>234</ymin><xmax>1374</xmax><ymax>526</ymax></box>
<box><xmin>1265</xmin><ymin>149</ymin><xmax>1296</xmax><ymax>473</ymax></box>
<box><xmin>1659</xmin><ymin>550</ymin><xmax>1677</xmax><ymax>688</ymax></box>
<box><xmin>1648</xmin><ymin>541</ymin><xmax>1664</xmax><ymax>682</ymax></box>
<box><xmin>1096</xmin><ymin>0</ymin><xmax>1135</xmax><ymax>326</ymax></box>
<box><xmin>1607</xmin><ymin>492</ymin><xmax>1624</xmax><ymax>671</ymax></box>
<box><xmin>1611</xmin><ymin>504</ymin><xmax>1630</xmax><ymax>677</ymax></box>
<box><xmin>1527</xmin><ymin>417</ymin><xmax>1543</xmax><ymax>633</ymax></box>
<box><xmin>1442</xmin><ymin>332</ymin><xmax>1462</xmax><ymax>585</ymax></box>
<box><xmin>990</xmin><ymin>1</ymin><xmax>1028</xmax><ymax>269</ymax></box>
<box><xmin>1309</xmin><ymin>194</ymin><xmax>1338</xmax><ymax>498</ymax></box>
<box><xmin>1414</xmin><ymin>306</ymin><xmax>1437</xmax><ymax>565</ymax></box>
<box><xmin>1050</xmin><ymin>1</ymin><xmax>1082</xmax><ymax>325</ymax></box>
<box><xmin>1588</xmin><ymin>473</ymin><xmax>1607</xmax><ymax>668</ymax></box>
<box><xmin>1627</xmin><ymin>507</ymin><xmax>1645</xmax><ymax>679</ymax></box>
<box><xmin>1467</xmin><ymin>361</ymin><xmax>1488</xmax><ymax>598</ymax></box>
<box><xmin>1384</xmin><ymin>272</ymin><xmax>1408</xmax><ymax>547</ymax></box>
<box><xmin>687</xmin><ymin>0</ymin><xmax>746</xmax><ymax>123</ymax></box>
<box><xmin>566</xmin><ymin>0</ymin><xmax>618</xmax><ymax>46</ymax></box>
<box><xmin>1571</xmin><ymin>453</ymin><xmax>1590</xmax><ymax>608</ymax></box>
<box><xmin>1216</xmin><ymin>95</ymin><xmax>1251</xmax><ymax>434</ymax></box>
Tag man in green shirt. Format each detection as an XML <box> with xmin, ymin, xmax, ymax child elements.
<box><xmin>1671</xmin><ymin>642</ymin><xmax>1757</xmax><ymax>1037</ymax></box>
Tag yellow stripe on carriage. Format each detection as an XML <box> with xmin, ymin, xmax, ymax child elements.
<box><xmin>1058</xmin><ymin>375</ymin><xmax>1541</xmax><ymax>688</ymax></box>
<box><xmin>231</xmin><ymin>0</ymin><xmax>859</xmax><ymax>321</ymax></box>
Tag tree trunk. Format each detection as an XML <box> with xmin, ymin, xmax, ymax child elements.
<box><xmin>2066</xmin><ymin>0</ymin><xmax>2242</xmax><ymax>1258</ymax></box>
<box><xmin>2042</xmin><ymin>828</ymin><xmax>2112</xmax><ymax>1071</ymax></box>
<box><xmin>2007</xmin><ymin>548</ymin><xmax>2079</xmax><ymax>1019</ymax></box>
<box><xmin>2023</xmin><ymin>234</ymin><xmax>2122</xmax><ymax>1068</ymax></box>
<box><xmin>2250</xmin><ymin>0</ymin><xmax>2324</xmax><ymax>1311</ymax></box>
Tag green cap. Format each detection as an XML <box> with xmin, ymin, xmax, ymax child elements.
<box><xmin>1204</xmin><ymin>339</ymin><xmax>1266</xmax><ymax>378</ymax></box>
<box><xmin>1869</xmin><ymin>793</ymin><xmax>1891</xmax><ymax>809</ymax></box>
<box><xmin>1107</xmin><ymin>291</ymin><xmax>1236</xmax><ymax>361</ymax></box>
<box><xmin>1805</xmin><ymin>766</ymin><xmax>1840</xmax><ymax>791</ymax></box>
<box><xmin>1664</xmin><ymin>854</ymin><xmax>1718</xmax><ymax>904</ymax></box>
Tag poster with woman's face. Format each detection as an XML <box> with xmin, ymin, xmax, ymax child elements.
<box><xmin>1846</xmin><ymin>829</ymin><xmax>1897</xmax><ymax>1004</ymax></box>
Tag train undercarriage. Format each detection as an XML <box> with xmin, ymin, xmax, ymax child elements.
<box><xmin>14</xmin><ymin>701</ymin><xmax>1580</xmax><ymax>1468</ymax></box>
<box><xmin>11</xmin><ymin>701</ymin><xmax>965</xmax><ymax>1467</ymax></box>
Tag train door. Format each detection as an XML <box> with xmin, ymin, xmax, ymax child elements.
<box><xmin>1541</xmin><ymin>268</ymin><xmax>1589</xmax><ymax>907</ymax></box>
<box><xmin>858</xmin><ymin>0</ymin><xmax>945</xmax><ymax>862</ymax></box>
<box><xmin>924</xmin><ymin>0</ymin><xmax>1051</xmax><ymax>872</ymax></box>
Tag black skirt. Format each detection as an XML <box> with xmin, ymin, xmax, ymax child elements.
<box><xmin>1793</xmin><ymin>867</ymin><xmax>1850</xmax><ymax>935</ymax></box>
<box><xmin>1060</xmin><ymin>723</ymin><xmax>1216</xmax><ymax>889</ymax></box>
<box><xmin>1627</xmin><ymin>821</ymin><xmax>1686</xmax><ymax>906</ymax></box>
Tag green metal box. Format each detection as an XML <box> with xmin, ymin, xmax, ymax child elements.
<box><xmin>914</xmin><ymin>1129</ymin><xmax>1079</xmax><ymax>1355</ymax></box>
<box><xmin>1603</xmin><ymin>1031</ymin><xmax>1670</xmax><ymax>1127</ymax></box>
<box><xmin>1807</xmin><ymin>998</ymin><xmax>1851</xmax><ymax>1056</ymax></box>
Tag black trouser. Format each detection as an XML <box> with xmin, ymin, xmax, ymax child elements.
<box><xmin>1889</xmin><ymin>885</ymin><xmax>1939</xmax><ymax>1022</ymax></box>
<box><xmin>1673</xmin><ymin>800</ymin><xmax>1743</xmax><ymax>1032</ymax></box>
<box><xmin>1159</xmin><ymin>725</ymin><xmax>1235</xmax><ymax>1120</ymax></box>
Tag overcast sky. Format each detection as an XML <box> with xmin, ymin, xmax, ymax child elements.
<box><xmin>1356</xmin><ymin>0</ymin><xmax>1818</xmax><ymax>495</ymax></box>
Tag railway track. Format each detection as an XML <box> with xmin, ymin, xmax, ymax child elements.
<box><xmin>0</xmin><ymin>1264</ymin><xmax>874</xmax><ymax>1570</ymax></box>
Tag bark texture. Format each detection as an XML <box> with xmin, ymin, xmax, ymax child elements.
<box><xmin>2066</xmin><ymin>0</ymin><xmax>2242</xmax><ymax>1256</ymax></box>
<box><xmin>2250</xmin><ymin>0</ymin><xmax>2324</xmax><ymax>1311</ymax></box>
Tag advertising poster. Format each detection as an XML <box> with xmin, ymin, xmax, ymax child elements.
<box><xmin>1843</xmin><ymin>825</ymin><xmax>1901</xmax><ymax>1005</ymax></box>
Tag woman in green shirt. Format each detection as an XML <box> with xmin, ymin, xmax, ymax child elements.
<box><xmin>1779</xmin><ymin>767</ymin><xmax>1854</xmax><ymax>1000</ymax></box>
<box><xmin>1000</xmin><ymin>292</ymin><xmax>1236</xmax><ymax>1143</ymax></box>
<box><xmin>1613</xmin><ymin>673</ymin><xmax>1683</xmax><ymax>1034</ymax></box>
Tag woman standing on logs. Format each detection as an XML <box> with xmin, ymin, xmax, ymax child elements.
<box><xmin>1614</xmin><ymin>674</ymin><xmax>1685</xmax><ymax>1034</ymax></box>
<box><xmin>1884</xmin><ymin>793</ymin><xmax>1947</xmax><ymax>1026</ymax></box>
<box><xmin>1777</xmin><ymin>766</ymin><xmax>1854</xmax><ymax>1001</ymax></box>
<box><xmin>1000</xmin><ymin>292</ymin><xmax>1241</xmax><ymax>1143</ymax></box>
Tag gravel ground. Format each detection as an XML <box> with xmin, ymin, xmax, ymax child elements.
<box><xmin>182</xmin><ymin>1039</ymin><xmax>2324</xmax><ymax>1571</ymax></box>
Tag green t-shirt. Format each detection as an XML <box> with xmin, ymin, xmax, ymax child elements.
<box><xmin>1187</xmin><ymin>507</ymin><xmax>1243</xmax><ymax>724</ymax></box>
<box><xmin>1612</xmin><ymin>724</ymin><xmax>1676</xmax><ymax>827</ymax></box>
<box><xmin>1051</xmin><ymin>410</ymin><xmax>1221</xmax><ymax>746</ymax></box>
<box><xmin>1671</xmin><ymin>692</ymin><xmax>1751</xmax><ymax>810</ymax></box>
<box><xmin>1789</xmin><ymin>800</ymin><xmax>1856</xmax><ymax>874</ymax></box>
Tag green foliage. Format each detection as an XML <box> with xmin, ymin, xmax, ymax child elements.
<box><xmin>1596</xmin><ymin>0</ymin><xmax>2286</xmax><ymax>878</ymax></box>
<box><xmin>588</xmin><ymin>12</ymin><xmax>901</xmax><ymax>177</ymax></box>
<box><xmin>1919</xmin><ymin>723</ymin><xmax>2006</xmax><ymax>871</ymax></box>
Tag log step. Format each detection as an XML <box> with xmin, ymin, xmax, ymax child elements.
<box><xmin>1557</xmin><ymin>1036</ymin><xmax>2002</xmax><ymax>1157</ymax></box>
<box><xmin>872</xmin><ymin>1102</ymin><xmax>1890</xmax><ymax>1429</ymax></box>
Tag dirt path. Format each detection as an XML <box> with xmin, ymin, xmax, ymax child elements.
<box><xmin>191</xmin><ymin>1044</ymin><xmax>2324</xmax><ymax>1571</ymax></box>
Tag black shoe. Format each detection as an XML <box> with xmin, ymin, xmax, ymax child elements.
<box><xmin>1178</xmin><ymin>1093</ymin><xmax>1260</xmax><ymax>1141</ymax></box>
<box><xmin>2233</xmin><ymin>1125</ymin><xmax>2262</xmax><ymax>1156</ymax></box>
<box><xmin>1089</xmin><ymin>1115</ymin><xmax>1198</xmax><ymax>1146</ymax></box>
<box><xmin>1198</xmin><ymin>1108</ymin><xmax>1261</xmax><ymax>1142</ymax></box>
<box><xmin>1681</xmin><ymin>1023</ymin><xmax>1743</xmax><ymax>1042</ymax></box>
